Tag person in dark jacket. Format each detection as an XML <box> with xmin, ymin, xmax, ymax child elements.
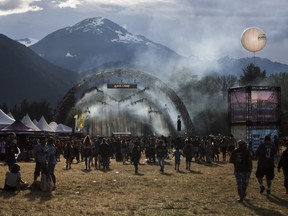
<box><xmin>230</xmin><ymin>140</ymin><xmax>252</xmax><ymax>202</ymax></box>
<box><xmin>277</xmin><ymin>142</ymin><xmax>288</xmax><ymax>194</ymax></box>
<box><xmin>255</xmin><ymin>135</ymin><xmax>276</xmax><ymax>195</ymax></box>
<box><xmin>63</xmin><ymin>141</ymin><xmax>74</xmax><ymax>169</ymax></box>
<box><xmin>131</xmin><ymin>143</ymin><xmax>141</xmax><ymax>174</ymax></box>
<box><xmin>156</xmin><ymin>140</ymin><xmax>168</xmax><ymax>173</ymax></box>
<box><xmin>5</xmin><ymin>133</ymin><xmax>20</xmax><ymax>171</ymax></box>
<box><xmin>98</xmin><ymin>138</ymin><xmax>111</xmax><ymax>169</ymax></box>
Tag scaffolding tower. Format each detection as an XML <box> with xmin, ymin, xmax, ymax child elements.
<box><xmin>228</xmin><ymin>86</ymin><xmax>281</xmax><ymax>152</ymax></box>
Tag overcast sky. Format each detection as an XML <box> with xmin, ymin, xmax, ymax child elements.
<box><xmin>0</xmin><ymin>0</ymin><xmax>288</xmax><ymax>64</ymax></box>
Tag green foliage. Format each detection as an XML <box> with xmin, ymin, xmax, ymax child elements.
<box><xmin>170</xmin><ymin>65</ymin><xmax>288</xmax><ymax>136</ymax></box>
<box><xmin>170</xmin><ymin>70</ymin><xmax>237</xmax><ymax>135</ymax></box>
<box><xmin>239</xmin><ymin>63</ymin><xmax>266</xmax><ymax>86</ymax></box>
<box><xmin>0</xmin><ymin>99</ymin><xmax>55</xmax><ymax>122</ymax></box>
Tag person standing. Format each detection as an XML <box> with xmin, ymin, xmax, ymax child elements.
<box><xmin>255</xmin><ymin>135</ymin><xmax>276</xmax><ymax>194</ymax></box>
<box><xmin>131</xmin><ymin>143</ymin><xmax>141</xmax><ymax>174</ymax></box>
<box><xmin>183</xmin><ymin>138</ymin><xmax>193</xmax><ymax>171</ymax></box>
<box><xmin>72</xmin><ymin>138</ymin><xmax>80</xmax><ymax>163</ymax></box>
<box><xmin>173</xmin><ymin>147</ymin><xmax>183</xmax><ymax>172</ymax></box>
<box><xmin>33</xmin><ymin>139</ymin><xmax>48</xmax><ymax>182</ymax></box>
<box><xmin>156</xmin><ymin>140</ymin><xmax>167</xmax><ymax>173</ymax></box>
<box><xmin>277</xmin><ymin>142</ymin><xmax>288</xmax><ymax>194</ymax></box>
<box><xmin>82</xmin><ymin>135</ymin><xmax>93</xmax><ymax>170</ymax></box>
<box><xmin>121</xmin><ymin>139</ymin><xmax>128</xmax><ymax>164</ymax></box>
<box><xmin>5</xmin><ymin>133</ymin><xmax>20</xmax><ymax>171</ymax></box>
<box><xmin>63</xmin><ymin>141</ymin><xmax>74</xmax><ymax>169</ymax></box>
<box><xmin>98</xmin><ymin>138</ymin><xmax>111</xmax><ymax>169</ymax></box>
<box><xmin>0</xmin><ymin>137</ymin><xmax>6</xmax><ymax>161</ymax></box>
<box><xmin>230</xmin><ymin>140</ymin><xmax>252</xmax><ymax>202</ymax></box>
<box><xmin>47</xmin><ymin>137</ymin><xmax>58</xmax><ymax>189</ymax></box>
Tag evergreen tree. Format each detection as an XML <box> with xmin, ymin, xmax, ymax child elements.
<box><xmin>239</xmin><ymin>63</ymin><xmax>266</xmax><ymax>86</ymax></box>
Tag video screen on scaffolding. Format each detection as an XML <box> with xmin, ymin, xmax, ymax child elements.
<box><xmin>230</xmin><ymin>89</ymin><xmax>279</xmax><ymax>123</ymax></box>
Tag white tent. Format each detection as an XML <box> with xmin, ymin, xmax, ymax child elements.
<box><xmin>56</xmin><ymin>123</ymin><xmax>72</xmax><ymax>133</ymax></box>
<box><xmin>7</xmin><ymin>112</ymin><xmax>15</xmax><ymax>120</ymax></box>
<box><xmin>22</xmin><ymin>114</ymin><xmax>41</xmax><ymax>131</ymax></box>
<box><xmin>0</xmin><ymin>109</ymin><xmax>15</xmax><ymax>129</ymax></box>
<box><xmin>33</xmin><ymin>119</ymin><xmax>38</xmax><ymax>125</ymax></box>
<box><xmin>49</xmin><ymin>121</ymin><xmax>58</xmax><ymax>132</ymax></box>
<box><xmin>36</xmin><ymin>116</ymin><xmax>55</xmax><ymax>132</ymax></box>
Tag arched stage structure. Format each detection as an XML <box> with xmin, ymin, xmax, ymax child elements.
<box><xmin>56</xmin><ymin>68</ymin><xmax>195</xmax><ymax>136</ymax></box>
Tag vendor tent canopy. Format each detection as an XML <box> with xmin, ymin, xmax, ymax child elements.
<box><xmin>56</xmin><ymin>123</ymin><xmax>72</xmax><ymax>133</ymax></box>
<box><xmin>36</xmin><ymin>116</ymin><xmax>55</xmax><ymax>132</ymax></box>
<box><xmin>22</xmin><ymin>114</ymin><xmax>41</xmax><ymax>131</ymax></box>
<box><xmin>0</xmin><ymin>109</ymin><xmax>15</xmax><ymax>129</ymax></box>
<box><xmin>49</xmin><ymin>121</ymin><xmax>72</xmax><ymax>133</ymax></box>
<box><xmin>49</xmin><ymin>122</ymin><xmax>58</xmax><ymax>132</ymax></box>
<box><xmin>7</xmin><ymin>112</ymin><xmax>15</xmax><ymax>120</ymax></box>
<box><xmin>33</xmin><ymin>119</ymin><xmax>38</xmax><ymax>125</ymax></box>
<box><xmin>1</xmin><ymin>119</ymin><xmax>34</xmax><ymax>133</ymax></box>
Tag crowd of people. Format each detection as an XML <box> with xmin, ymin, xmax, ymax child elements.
<box><xmin>0</xmin><ymin>132</ymin><xmax>288</xmax><ymax>201</ymax></box>
<box><xmin>0</xmin><ymin>132</ymin><xmax>58</xmax><ymax>192</ymax></box>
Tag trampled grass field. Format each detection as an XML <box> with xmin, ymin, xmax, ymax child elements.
<box><xmin>0</xmin><ymin>154</ymin><xmax>288</xmax><ymax>216</ymax></box>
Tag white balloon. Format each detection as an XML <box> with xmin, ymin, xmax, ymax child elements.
<box><xmin>241</xmin><ymin>27</ymin><xmax>266</xmax><ymax>52</ymax></box>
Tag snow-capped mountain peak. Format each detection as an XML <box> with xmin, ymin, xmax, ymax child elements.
<box><xmin>68</xmin><ymin>17</ymin><xmax>106</xmax><ymax>34</ymax></box>
<box><xmin>30</xmin><ymin>17</ymin><xmax>181</xmax><ymax>73</ymax></box>
<box><xmin>67</xmin><ymin>17</ymin><xmax>145</xmax><ymax>44</ymax></box>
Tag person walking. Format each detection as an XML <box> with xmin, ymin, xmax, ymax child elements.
<box><xmin>173</xmin><ymin>147</ymin><xmax>183</xmax><ymax>172</ymax></box>
<box><xmin>255</xmin><ymin>135</ymin><xmax>276</xmax><ymax>194</ymax></box>
<box><xmin>131</xmin><ymin>143</ymin><xmax>141</xmax><ymax>174</ymax></box>
<box><xmin>33</xmin><ymin>138</ymin><xmax>48</xmax><ymax>183</ymax></box>
<box><xmin>156</xmin><ymin>140</ymin><xmax>167</xmax><ymax>173</ymax></box>
<box><xmin>277</xmin><ymin>142</ymin><xmax>288</xmax><ymax>194</ymax></box>
<box><xmin>230</xmin><ymin>140</ymin><xmax>252</xmax><ymax>202</ymax></box>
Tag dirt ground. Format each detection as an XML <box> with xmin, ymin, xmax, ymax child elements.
<box><xmin>0</xmin><ymin>153</ymin><xmax>288</xmax><ymax>216</ymax></box>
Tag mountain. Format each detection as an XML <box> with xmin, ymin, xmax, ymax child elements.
<box><xmin>0</xmin><ymin>34</ymin><xmax>79</xmax><ymax>107</ymax></box>
<box><xmin>30</xmin><ymin>17</ymin><xmax>182</xmax><ymax>74</ymax></box>
<box><xmin>214</xmin><ymin>56</ymin><xmax>288</xmax><ymax>76</ymax></box>
<box><xmin>16</xmin><ymin>38</ymin><xmax>38</xmax><ymax>46</ymax></box>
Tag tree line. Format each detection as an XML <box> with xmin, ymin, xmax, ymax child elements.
<box><xmin>0</xmin><ymin>99</ymin><xmax>54</xmax><ymax>123</ymax></box>
<box><xmin>169</xmin><ymin>63</ymin><xmax>288</xmax><ymax>136</ymax></box>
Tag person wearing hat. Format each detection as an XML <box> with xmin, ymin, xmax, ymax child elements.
<box><xmin>230</xmin><ymin>140</ymin><xmax>252</xmax><ymax>202</ymax></box>
<box><xmin>277</xmin><ymin>142</ymin><xmax>288</xmax><ymax>194</ymax></box>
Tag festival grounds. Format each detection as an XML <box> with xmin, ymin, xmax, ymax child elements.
<box><xmin>0</xmin><ymin>154</ymin><xmax>288</xmax><ymax>216</ymax></box>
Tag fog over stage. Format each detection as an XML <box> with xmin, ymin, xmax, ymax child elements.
<box><xmin>56</xmin><ymin>69</ymin><xmax>194</xmax><ymax>137</ymax></box>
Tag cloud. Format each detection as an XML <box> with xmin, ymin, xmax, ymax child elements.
<box><xmin>0</xmin><ymin>0</ymin><xmax>42</xmax><ymax>16</ymax></box>
<box><xmin>53</xmin><ymin>0</ymin><xmax>81</xmax><ymax>8</ymax></box>
<box><xmin>1</xmin><ymin>0</ymin><xmax>288</xmax><ymax>64</ymax></box>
